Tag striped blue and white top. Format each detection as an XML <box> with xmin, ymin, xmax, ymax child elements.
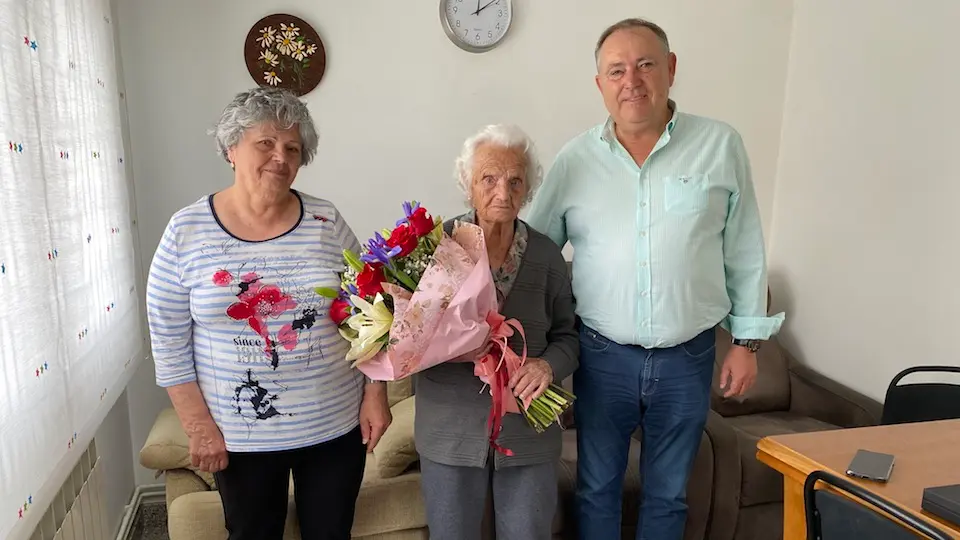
<box><xmin>145</xmin><ymin>191</ymin><xmax>364</xmax><ymax>452</ymax></box>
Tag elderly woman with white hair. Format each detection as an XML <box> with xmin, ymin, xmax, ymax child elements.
<box><xmin>145</xmin><ymin>86</ymin><xmax>391</xmax><ymax>540</ymax></box>
<box><xmin>414</xmin><ymin>124</ymin><xmax>580</xmax><ymax>540</ymax></box>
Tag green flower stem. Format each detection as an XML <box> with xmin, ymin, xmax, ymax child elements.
<box><xmin>515</xmin><ymin>383</ymin><xmax>576</xmax><ymax>433</ymax></box>
<box><xmin>385</xmin><ymin>264</ymin><xmax>418</xmax><ymax>291</ymax></box>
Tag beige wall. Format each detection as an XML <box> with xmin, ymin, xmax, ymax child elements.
<box><xmin>769</xmin><ymin>0</ymin><xmax>960</xmax><ymax>401</ymax></box>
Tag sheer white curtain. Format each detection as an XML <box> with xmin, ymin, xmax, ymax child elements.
<box><xmin>0</xmin><ymin>0</ymin><xmax>142</xmax><ymax>537</ymax></box>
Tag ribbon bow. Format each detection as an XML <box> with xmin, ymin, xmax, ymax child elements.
<box><xmin>474</xmin><ymin>311</ymin><xmax>527</xmax><ymax>456</ymax></box>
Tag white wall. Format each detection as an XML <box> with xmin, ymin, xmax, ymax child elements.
<box><xmin>115</xmin><ymin>0</ymin><xmax>794</xmax><ymax>483</ymax></box>
<box><xmin>94</xmin><ymin>391</ymin><xmax>136</xmax><ymax>536</ymax></box>
<box><xmin>769</xmin><ymin>0</ymin><xmax>960</xmax><ymax>401</ymax></box>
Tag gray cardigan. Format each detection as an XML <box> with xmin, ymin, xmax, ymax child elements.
<box><xmin>414</xmin><ymin>219</ymin><xmax>579</xmax><ymax>469</ymax></box>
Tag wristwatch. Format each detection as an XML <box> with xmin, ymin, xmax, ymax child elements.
<box><xmin>732</xmin><ymin>338</ymin><xmax>762</xmax><ymax>353</ymax></box>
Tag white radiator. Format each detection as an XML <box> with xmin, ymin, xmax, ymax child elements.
<box><xmin>28</xmin><ymin>441</ymin><xmax>110</xmax><ymax>540</ymax></box>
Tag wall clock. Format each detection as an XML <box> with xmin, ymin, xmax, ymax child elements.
<box><xmin>439</xmin><ymin>0</ymin><xmax>513</xmax><ymax>53</ymax></box>
<box><xmin>243</xmin><ymin>13</ymin><xmax>326</xmax><ymax>96</ymax></box>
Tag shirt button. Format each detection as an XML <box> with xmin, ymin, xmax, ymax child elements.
<box><xmin>641</xmin><ymin>291</ymin><xmax>648</xmax><ymax>297</ymax></box>
<box><xmin>640</xmin><ymin>202</ymin><xmax>647</xmax><ymax>208</ymax></box>
<box><xmin>640</xmin><ymin>261</ymin><xmax>648</xmax><ymax>267</ymax></box>
<box><xmin>639</xmin><ymin>231</ymin><xmax>647</xmax><ymax>237</ymax></box>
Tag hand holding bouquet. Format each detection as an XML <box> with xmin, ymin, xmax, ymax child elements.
<box><xmin>317</xmin><ymin>202</ymin><xmax>575</xmax><ymax>446</ymax></box>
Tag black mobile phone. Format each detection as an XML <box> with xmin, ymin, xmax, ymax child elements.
<box><xmin>845</xmin><ymin>449</ymin><xmax>896</xmax><ymax>483</ymax></box>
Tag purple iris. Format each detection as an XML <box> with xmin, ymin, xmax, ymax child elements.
<box><xmin>395</xmin><ymin>200</ymin><xmax>421</xmax><ymax>227</ymax></box>
<box><xmin>337</xmin><ymin>284</ymin><xmax>358</xmax><ymax>301</ymax></box>
<box><xmin>360</xmin><ymin>231</ymin><xmax>401</xmax><ymax>265</ymax></box>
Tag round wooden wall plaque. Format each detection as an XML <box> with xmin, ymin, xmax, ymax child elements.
<box><xmin>244</xmin><ymin>13</ymin><xmax>326</xmax><ymax>96</ymax></box>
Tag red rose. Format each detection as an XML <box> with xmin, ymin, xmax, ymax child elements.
<box><xmin>330</xmin><ymin>298</ymin><xmax>352</xmax><ymax>325</ymax></box>
<box><xmin>355</xmin><ymin>264</ymin><xmax>386</xmax><ymax>298</ymax></box>
<box><xmin>385</xmin><ymin>225</ymin><xmax>418</xmax><ymax>257</ymax></box>
<box><xmin>409</xmin><ymin>207</ymin><xmax>435</xmax><ymax>237</ymax></box>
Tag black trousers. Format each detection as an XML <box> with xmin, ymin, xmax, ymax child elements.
<box><xmin>213</xmin><ymin>426</ymin><xmax>366</xmax><ymax>540</ymax></box>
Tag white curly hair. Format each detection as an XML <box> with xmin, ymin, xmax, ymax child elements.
<box><xmin>454</xmin><ymin>124</ymin><xmax>543</xmax><ymax>207</ymax></box>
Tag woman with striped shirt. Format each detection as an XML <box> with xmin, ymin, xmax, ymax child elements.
<box><xmin>145</xmin><ymin>87</ymin><xmax>391</xmax><ymax>540</ymax></box>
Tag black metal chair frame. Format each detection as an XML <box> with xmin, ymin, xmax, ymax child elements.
<box><xmin>804</xmin><ymin>469</ymin><xmax>953</xmax><ymax>540</ymax></box>
<box><xmin>881</xmin><ymin>365</ymin><xmax>960</xmax><ymax>425</ymax></box>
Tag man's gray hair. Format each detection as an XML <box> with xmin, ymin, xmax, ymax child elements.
<box><xmin>595</xmin><ymin>18</ymin><xmax>670</xmax><ymax>63</ymax></box>
<box><xmin>454</xmin><ymin>124</ymin><xmax>543</xmax><ymax>207</ymax></box>
<box><xmin>212</xmin><ymin>86</ymin><xmax>319</xmax><ymax>166</ymax></box>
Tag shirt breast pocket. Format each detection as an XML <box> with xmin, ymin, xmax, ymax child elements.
<box><xmin>664</xmin><ymin>173</ymin><xmax>710</xmax><ymax>215</ymax></box>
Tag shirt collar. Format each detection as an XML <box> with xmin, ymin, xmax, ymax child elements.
<box><xmin>600</xmin><ymin>98</ymin><xmax>679</xmax><ymax>145</ymax></box>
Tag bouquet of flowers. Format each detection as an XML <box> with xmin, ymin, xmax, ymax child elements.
<box><xmin>316</xmin><ymin>201</ymin><xmax>575</xmax><ymax>438</ymax></box>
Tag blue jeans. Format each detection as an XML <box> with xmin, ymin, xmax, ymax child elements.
<box><xmin>574</xmin><ymin>324</ymin><xmax>715</xmax><ymax>540</ymax></box>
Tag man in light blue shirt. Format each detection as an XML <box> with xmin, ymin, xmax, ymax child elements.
<box><xmin>526</xmin><ymin>17</ymin><xmax>784</xmax><ymax>540</ymax></box>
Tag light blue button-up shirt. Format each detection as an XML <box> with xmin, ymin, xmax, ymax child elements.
<box><xmin>526</xmin><ymin>102</ymin><xmax>784</xmax><ymax>348</ymax></box>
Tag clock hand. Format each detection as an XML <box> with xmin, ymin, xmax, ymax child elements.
<box><xmin>473</xmin><ymin>0</ymin><xmax>480</xmax><ymax>16</ymax></box>
<box><xmin>475</xmin><ymin>0</ymin><xmax>497</xmax><ymax>14</ymax></box>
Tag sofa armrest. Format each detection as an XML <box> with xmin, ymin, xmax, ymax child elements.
<box><xmin>141</xmin><ymin>408</ymin><xmax>217</xmax><ymax>489</ymax></box>
<box><xmin>787</xmin><ymin>355</ymin><xmax>882</xmax><ymax>428</ymax></box>
<box><xmin>165</xmin><ymin>468</ymin><xmax>212</xmax><ymax>509</ymax></box>
<box><xmin>703</xmin><ymin>410</ymin><xmax>740</xmax><ymax>540</ymax></box>
<box><xmin>140</xmin><ymin>408</ymin><xmax>192</xmax><ymax>471</ymax></box>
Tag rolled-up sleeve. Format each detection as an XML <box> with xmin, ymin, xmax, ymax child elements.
<box><xmin>721</xmin><ymin>133</ymin><xmax>785</xmax><ymax>340</ymax></box>
<box><xmin>146</xmin><ymin>218</ymin><xmax>197</xmax><ymax>387</ymax></box>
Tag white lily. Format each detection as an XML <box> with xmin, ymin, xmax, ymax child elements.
<box><xmin>341</xmin><ymin>293</ymin><xmax>393</xmax><ymax>365</ymax></box>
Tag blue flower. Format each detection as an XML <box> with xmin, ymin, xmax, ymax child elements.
<box><xmin>395</xmin><ymin>200</ymin><xmax>421</xmax><ymax>227</ymax></box>
<box><xmin>360</xmin><ymin>232</ymin><xmax>401</xmax><ymax>265</ymax></box>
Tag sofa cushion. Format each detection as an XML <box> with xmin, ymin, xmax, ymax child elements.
<box><xmin>726</xmin><ymin>412</ymin><xmax>839</xmax><ymax>506</ymax></box>
<box><xmin>388</xmin><ymin>378</ymin><xmax>414</xmax><ymax>407</ymax></box>
<box><xmin>356</xmin><ymin>454</ymin><xmax>427</xmax><ymax>536</ymax></box>
<box><xmin>711</xmin><ymin>329</ymin><xmax>791</xmax><ymax>417</ymax></box>
<box><xmin>373</xmin><ymin>396</ymin><xmax>418</xmax><ymax>478</ymax></box>
<box><xmin>140</xmin><ymin>408</ymin><xmax>215</xmax><ymax>488</ymax></box>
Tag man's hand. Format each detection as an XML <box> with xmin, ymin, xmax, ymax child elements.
<box><xmin>188</xmin><ymin>420</ymin><xmax>228</xmax><ymax>473</ymax></box>
<box><xmin>509</xmin><ymin>358</ymin><xmax>553</xmax><ymax>403</ymax></box>
<box><xmin>719</xmin><ymin>345</ymin><xmax>758</xmax><ymax>398</ymax></box>
<box><xmin>359</xmin><ymin>382</ymin><xmax>392</xmax><ymax>452</ymax></box>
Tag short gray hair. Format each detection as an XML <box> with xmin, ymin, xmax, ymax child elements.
<box><xmin>595</xmin><ymin>18</ymin><xmax>670</xmax><ymax>63</ymax></box>
<box><xmin>212</xmin><ymin>87</ymin><xmax>319</xmax><ymax>166</ymax></box>
<box><xmin>454</xmin><ymin>124</ymin><xmax>543</xmax><ymax>207</ymax></box>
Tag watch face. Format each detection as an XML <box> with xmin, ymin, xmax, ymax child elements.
<box><xmin>440</xmin><ymin>0</ymin><xmax>512</xmax><ymax>52</ymax></box>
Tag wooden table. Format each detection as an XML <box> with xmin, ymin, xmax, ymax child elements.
<box><xmin>757</xmin><ymin>419</ymin><xmax>960</xmax><ymax>539</ymax></box>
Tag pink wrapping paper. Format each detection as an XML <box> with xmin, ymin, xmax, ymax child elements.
<box><xmin>354</xmin><ymin>222</ymin><xmax>503</xmax><ymax>381</ymax></box>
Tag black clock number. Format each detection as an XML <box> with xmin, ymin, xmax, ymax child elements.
<box><xmin>488</xmin><ymin>30</ymin><xmax>493</xmax><ymax>38</ymax></box>
<box><xmin>476</xmin><ymin>32</ymin><xmax>480</xmax><ymax>42</ymax></box>
<box><xmin>453</xmin><ymin>5</ymin><xmax>458</xmax><ymax>13</ymax></box>
<box><xmin>498</xmin><ymin>9</ymin><xmax>502</xmax><ymax>16</ymax></box>
<box><xmin>456</xmin><ymin>19</ymin><xmax>460</xmax><ymax>27</ymax></box>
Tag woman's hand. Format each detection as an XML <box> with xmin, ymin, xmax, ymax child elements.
<box><xmin>509</xmin><ymin>358</ymin><xmax>554</xmax><ymax>403</ymax></box>
<box><xmin>167</xmin><ymin>382</ymin><xmax>228</xmax><ymax>473</ymax></box>
<box><xmin>359</xmin><ymin>382</ymin><xmax>392</xmax><ymax>452</ymax></box>
<box><xmin>188</xmin><ymin>420</ymin><xmax>228</xmax><ymax>473</ymax></box>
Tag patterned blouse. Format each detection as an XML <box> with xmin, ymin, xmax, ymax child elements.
<box><xmin>459</xmin><ymin>210</ymin><xmax>529</xmax><ymax>307</ymax></box>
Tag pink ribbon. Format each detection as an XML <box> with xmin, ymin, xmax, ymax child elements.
<box><xmin>473</xmin><ymin>311</ymin><xmax>527</xmax><ymax>456</ymax></box>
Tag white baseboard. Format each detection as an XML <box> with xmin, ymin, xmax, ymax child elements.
<box><xmin>115</xmin><ymin>483</ymin><xmax>165</xmax><ymax>540</ymax></box>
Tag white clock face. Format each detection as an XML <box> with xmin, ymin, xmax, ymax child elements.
<box><xmin>441</xmin><ymin>0</ymin><xmax>512</xmax><ymax>52</ymax></box>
